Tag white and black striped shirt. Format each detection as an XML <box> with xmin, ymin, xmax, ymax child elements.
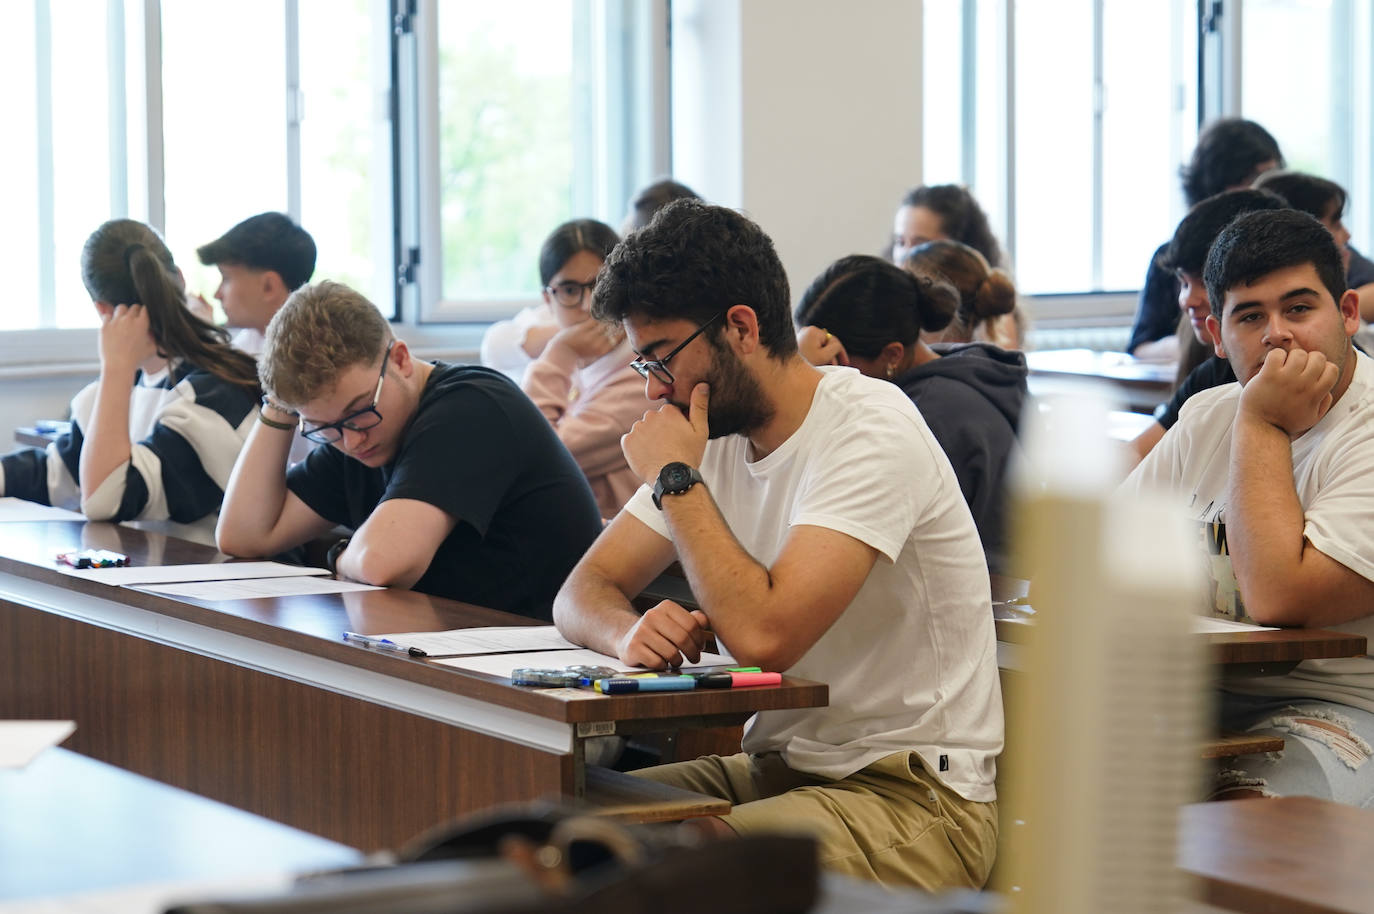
<box><xmin>2</xmin><ymin>361</ymin><xmax>257</xmax><ymax>537</ymax></box>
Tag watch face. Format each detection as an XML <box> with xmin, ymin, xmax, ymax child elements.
<box><xmin>663</xmin><ymin>464</ymin><xmax>693</xmax><ymax>489</ymax></box>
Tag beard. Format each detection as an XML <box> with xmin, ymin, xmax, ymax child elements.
<box><xmin>673</xmin><ymin>341</ymin><xmax>773</xmax><ymax>438</ymax></box>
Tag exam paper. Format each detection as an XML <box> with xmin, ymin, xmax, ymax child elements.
<box><xmin>135</xmin><ymin>577</ymin><xmax>382</xmax><ymax>601</ymax></box>
<box><xmin>374</xmin><ymin>625</ymin><xmax>578</xmax><ymax>656</ymax></box>
<box><xmin>0</xmin><ymin>497</ymin><xmax>85</xmax><ymax>522</ymax></box>
<box><xmin>1193</xmin><ymin>616</ymin><xmax>1279</xmax><ymax>634</ymax></box>
<box><xmin>0</xmin><ymin>720</ymin><xmax>75</xmax><ymax>769</ymax></box>
<box><xmin>436</xmin><ymin>647</ymin><xmax>736</xmax><ymax>679</ymax></box>
<box><xmin>57</xmin><ymin>560</ymin><xmax>330</xmax><ymax>585</ymax></box>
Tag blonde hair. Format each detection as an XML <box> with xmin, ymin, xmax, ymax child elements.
<box><xmin>260</xmin><ymin>280</ymin><xmax>391</xmax><ymax>406</ymax></box>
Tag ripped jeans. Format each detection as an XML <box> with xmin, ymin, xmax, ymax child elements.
<box><xmin>1213</xmin><ymin>691</ymin><xmax>1374</xmax><ymax>806</ymax></box>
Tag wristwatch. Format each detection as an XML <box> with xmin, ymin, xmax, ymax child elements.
<box><xmin>652</xmin><ymin>462</ymin><xmax>704</xmax><ymax>509</ymax></box>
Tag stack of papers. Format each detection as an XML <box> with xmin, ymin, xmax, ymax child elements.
<box><xmin>54</xmin><ymin>561</ymin><xmax>379</xmax><ymax>601</ymax></box>
<box><xmin>1193</xmin><ymin>616</ymin><xmax>1279</xmax><ymax>634</ymax></box>
<box><xmin>435</xmin><ymin>648</ymin><xmax>736</xmax><ymax>679</ymax></box>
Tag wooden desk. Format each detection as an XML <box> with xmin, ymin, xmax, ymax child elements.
<box><xmin>0</xmin><ymin>520</ymin><xmax>826</xmax><ymax>851</ymax></box>
<box><xmin>0</xmin><ymin>747</ymin><xmax>360</xmax><ymax>901</ymax></box>
<box><xmin>994</xmin><ymin>614</ymin><xmax>1367</xmax><ymax>677</ymax></box>
<box><xmin>1179</xmin><ymin>796</ymin><xmax>1374</xmax><ymax>914</ymax></box>
<box><xmin>1026</xmin><ymin>348</ymin><xmax>1175</xmax><ymax>413</ymax></box>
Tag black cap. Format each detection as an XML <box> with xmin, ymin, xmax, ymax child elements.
<box><xmin>197</xmin><ymin>212</ymin><xmax>316</xmax><ymax>291</ymax></box>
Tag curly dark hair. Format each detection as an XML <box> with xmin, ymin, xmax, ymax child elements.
<box><xmin>1204</xmin><ymin>209</ymin><xmax>1345</xmax><ymax>320</ymax></box>
<box><xmin>1180</xmin><ymin>118</ymin><xmax>1284</xmax><ymax>207</ymax></box>
<box><xmin>593</xmin><ymin>199</ymin><xmax>796</xmax><ymax>359</ymax></box>
<box><xmin>899</xmin><ymin>184</ymin><xmax>1005</xmax><ymax>267</ymax></box>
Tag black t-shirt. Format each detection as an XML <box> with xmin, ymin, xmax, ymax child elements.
<box><xmin>286</xmin><ymin>363</ymin><xmax>603</xmax><ymax>620</ymax></box>
<box><xmin>1154</xmin><ymin>354</ymin><xmax>1236</xmax><ymax>430</ymax></box>
<box><xmin>1127</xmin><ymin>242</ymin><xmax>1180</xmax><ymax>355</ymax></box>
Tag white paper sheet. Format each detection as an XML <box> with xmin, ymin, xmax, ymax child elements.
<box><xmin>0</xmin><ymin>874</ymin><xmax>296</xmax><ymax>914</ymax></box>
<box><xmin>374</xmin><ymin>625</ymin><xmax>578</xmax><ymax>656</ymax></box>
<box><xmin>435</xmin><ymin>647</ymin><xmax>736</xmax><ymax>678</ymax></box>
<box><xmin>0</xmin><ymin>720</ymin><xmax>75</xmax><ymax>769</ymax></box>
<box><xmin>135</xmin><ymin>577</ymin><xmax>382</xmax><ymax>601</ymax></box>
<box><xmin>1193</xmin><ymin>616</ymin><xmax>1279</xmax><ymax>633</ymax></box>
<box><xmin>55</xmin><ymin>561</ymin><xmax>329</xmax><ymax>585</ymax></box>
<box><xmin>0</xmin><ymin>497</ymin><xmax>85</xmax><ymax>522</ymax></box>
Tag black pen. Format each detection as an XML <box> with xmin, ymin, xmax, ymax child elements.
<box><xmin>342</xmin><ymin>631</ymin><xmax>427</xmax><ymax>657</ymax></box>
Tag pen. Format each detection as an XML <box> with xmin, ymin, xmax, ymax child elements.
<box><xmin>342</xmin><ymin>631</ymin><xmax>427</xmax><ymax>657</ymax></box>
<box><xmin>594</xmin><ymin>676</ymin><xmax>697</xmax><ymax>694</ymax></box>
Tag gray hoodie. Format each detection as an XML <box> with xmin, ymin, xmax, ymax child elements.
<box><xmin>895</xmin><ymin>342</ymin><xmax>1028</xmax><ymax>574</ymax></box>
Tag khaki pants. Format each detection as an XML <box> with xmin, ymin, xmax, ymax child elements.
<box><xmin>633</xmin><ymin>750</ymin><xmax>997</xmax><ymax>890</ymax></box>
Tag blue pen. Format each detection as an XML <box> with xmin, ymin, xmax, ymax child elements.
<box><xmin>595</xmin><ymin>676</ymin><xmax>696</xmax><ymax>694</ymax></box>
<box><xmin>342</xmin><ymin>631</ymin><xmax>427</xmax><ymax>658</ymax></box>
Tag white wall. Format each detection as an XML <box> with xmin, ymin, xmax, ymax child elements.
<box><xmin>671</xmin><ymin>0</ymin><xmax>923</xmax><ymax>302</ymax></box>
<box><xmin>0</xmin><ymin>370</ymin><xmax>87</xmax><ymax>458</ymax></box>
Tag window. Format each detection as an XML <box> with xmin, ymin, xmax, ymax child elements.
<box><xmin>5</xmin><ymin>0</ymin><xmax>663</xmax><ymax>339</ymax></box>
<box><xmin>415</xmin><ymin>0</ymin><xmax>668</xmax><ymax>322</ymax></box>
<box><xmin>161</xmin><ymin>0</ymin><xmax>389</xmax><ymax>315</ymax></box>
<box><xmin>924</xmin><ymin>0</ymin><xmax>1198</xmax><ymax>297</ymax></box>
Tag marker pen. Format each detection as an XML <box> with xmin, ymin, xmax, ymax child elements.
<box><xmin>594</xmin><ymin>676</ymin><xmax>697</xmax><ymax>694</ymax></box>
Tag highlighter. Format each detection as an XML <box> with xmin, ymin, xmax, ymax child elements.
<box><xmin>595</xmin><ymin>676</ymin><xmax>697</xmax><ymax>694</ymax></box>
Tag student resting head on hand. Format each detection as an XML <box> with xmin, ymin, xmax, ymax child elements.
<box><xmin>0</xmin><ymin>219</ymin><xmax>260</xmax><ymax>544</ymax></box>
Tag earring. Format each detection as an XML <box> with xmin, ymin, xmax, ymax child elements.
<box><xmin>886</xmin><ymin>364</ymin><xmax>895</xmax><ymax>379</ymax></box>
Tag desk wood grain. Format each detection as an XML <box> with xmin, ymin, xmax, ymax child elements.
<box><xmin>1180</xmin><ymin>796</ymin><xmax>1374</xmax><ymax>914</ymax></box>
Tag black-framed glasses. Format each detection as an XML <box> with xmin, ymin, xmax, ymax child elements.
<box><xmin>545</xmin><ymin>280</ymin><xmax>597</xmax><ymax>309</ymax></box>
<box><xmin>629</xmin><ymin>312</ymin><xmax>726</xmax><ymax>385</ymax></box>
<box><xmin>299</xmin><ymin>339</ymin><xmax>394</xmax><ymax>444</ymax></box>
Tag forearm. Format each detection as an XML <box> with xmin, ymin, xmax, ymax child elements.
<box><xmin>661</xmin><ymin>487</ymin><xmax>788</xmax><ymax>667</ymax></box>
<box><xmin>215</xmin><ymin>413</ymin><xmax>296</xmax><ymax>555</ymax></box>
<box><xmin>1228</xmin><ymin>414</ymin><xmax>1310</xmax><ymax>624</ymax></box>
<box><xmin>552</xmin><ymin>564</ymin><xmax>644</xmax><ymax>655</ymax></box>
<box><xmin>78</xmin><ymin>367</ymin><xmax>136</xmax><ymax>506</ymax></box>
<box><xmin>334</xmin><ymin>534</ymin><xmax>427</xmax><ymax>589</ymax></box>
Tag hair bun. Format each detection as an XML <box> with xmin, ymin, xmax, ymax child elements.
<box><xmin>973</xmin><ymin>268</ymin><xmax>1017</xmax><ymax>319</ymax></box>
<box><xmin>911</xmin><ymin>272</ymin><xmax>960</xmax><ymax>332</ymax></box>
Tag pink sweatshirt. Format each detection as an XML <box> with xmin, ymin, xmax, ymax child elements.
<box><xmin>522</xmin><ymin>336</ymin><xmax>652</xmax><ymax>518</ymax></box>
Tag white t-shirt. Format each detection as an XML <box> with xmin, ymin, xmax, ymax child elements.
<box><xmin>1121</xmin><ymin>350</ymin><xmax>1374</xmax><ymax>712</ymax></box>
<box><xmin>624</xmin><ymin>366</ymin><xmax>1003</xmax><ymax>801</ymax></box>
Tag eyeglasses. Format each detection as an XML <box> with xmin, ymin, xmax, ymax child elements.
<box><xmin>299</xmin><ymin>340</ymin><xmax>394</xmax><ymax>444</ymax></box>
<box><xmin>546</xmin><ymin>280</ymin><xmax>597</xmax><ymax>309</ymax></box>
<box><xmin>629</xmin><ymin>312</ymin><xmax>725</xmax><ymax>386</ymax></box>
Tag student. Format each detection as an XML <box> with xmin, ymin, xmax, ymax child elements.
<box><xmin>1127</xmin><ymin>118</ymin><xmax>1283</xmax><ymax>359</ymax></box>
<box><xmin>216</xmin><ymin>281</ymin><xmax>603</xmax><ymax>620</ymax></box>
<box><xmin>1121</xmin><ymin>209</ymin><xmax>1374</xmax><ymax>804</ymax></box>
<box><xmin>197</xmin><ymin>212</ymin><xmax>316</xmax><ymax>355</ymax></box>
<box><xmin>520</xmin><ymin>219</ymin><xmax>651</xmax><ymax>517</ymax></box>
<box><xmin>795</xmin><ymin>253</ymin><xmax>1026</xmax><ymax>573</ymax></box>
<box><xmin>553</xmin><ymin>200</ymin><xmax>1002</xmax><ymax>889</ymax></box>
<box><xmin>890</xmin><ymin>185</ymin><xmax>1022</xmax><ymax>349</ymax></box>
<box><xmin>622</xmin><ymin>178</ymin><xmax>700</xmax><ymax>235</ymax></box>
<box><xmin>1254</xmin><ymin>169</ymin><xmax>1374</xmax><ymax>323</ymax></box>
<box><xmin>0</xmin><ymin>219</ymin><xmax>260</xmax><ymax>543</ymax></box>
<box><xmin>1127</xmin><ymin>189</ymin><xmax>1287</xmax><ymax>464</ymax></box>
